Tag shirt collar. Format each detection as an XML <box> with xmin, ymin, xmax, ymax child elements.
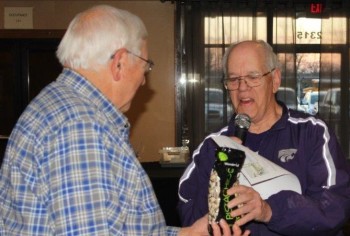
<box><xmin>57</xmin><ymin>68</ymin><xmax>130</xmax><ymax>131</ymax></box>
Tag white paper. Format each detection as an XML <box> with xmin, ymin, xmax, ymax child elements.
<box><xmin>211</xmin><ymin>136</ymin><xmax>301</xmax><ymax>199</ymax></box>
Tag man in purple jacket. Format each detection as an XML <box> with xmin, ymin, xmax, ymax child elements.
<box><xmin>177</xmin><ymin>40</ymin><xmax>350</xmax><ymax>235</ymax></box>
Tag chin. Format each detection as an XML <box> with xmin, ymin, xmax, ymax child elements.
<box><xmin>236</xmin><ymin>107</ymin><xmax>248</xmax><ymax>115</ymax></box>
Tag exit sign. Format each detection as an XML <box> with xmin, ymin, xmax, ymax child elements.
<box><xmin>305</xmin><ymin>3</ymin><xmax>328</xmax><ymax>18</ymax></box>
<box><xmin>310</xmin><ymin>3</ymin><xmax>324</xmax><ymax>14</ymax></box>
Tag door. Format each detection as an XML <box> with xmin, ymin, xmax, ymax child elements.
<box><xmin>0</xmin><ymin>38</ymin><xmax>62</xmax><ymax>162</ymax></box>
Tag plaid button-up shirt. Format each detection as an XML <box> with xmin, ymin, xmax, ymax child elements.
<box><xmin>0</xmin><ymin>68</ymin><xmax>179</xmax><ymax>235</ymax></box>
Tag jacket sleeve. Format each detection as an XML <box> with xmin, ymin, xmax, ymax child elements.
<box><xmin>177</xmin><ymin>138</ymin><xmax>218</xmax><ymax>227</ymax></box>
<box><xmin>266</xmin><ymin>123</ymin><xmax>350</xmax><ymax>236</ymax></box>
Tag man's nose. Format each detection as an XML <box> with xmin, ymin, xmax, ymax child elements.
<box><xmin>238</xmin><ymin>77</ymin><xmax>249</xmax><ymax>90</ymax></box>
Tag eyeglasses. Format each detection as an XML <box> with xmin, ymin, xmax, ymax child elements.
<box><xmin>110</xmin><ymin>50</ymin><xmax>154</xmax><ymax>73</ymax></box>
<box><xmin>223</xmin><ymin>68</ymin><xmax>276</xmax><ymax>91</ymax></box>
<box><xmin>127</xmin><ymin>51</ymin><xmax>154</xmax><ymax>73</ymax></box>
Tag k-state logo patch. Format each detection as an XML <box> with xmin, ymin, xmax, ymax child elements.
<box><xmin>278</xmin><ymin>149</ymin><xmax>297</xmax><ymax>162</ymax></box>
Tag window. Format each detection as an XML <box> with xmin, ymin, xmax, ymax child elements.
<box><xmin>175</xmin><ymin>2</ymin><xmax>350</xmax><ymax>158</ymax></box>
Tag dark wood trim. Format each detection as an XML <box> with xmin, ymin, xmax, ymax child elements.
<box><xmin>0</xmin><ymin>29</ymin><xmax>65</xmax><ymax>39</ymax></box>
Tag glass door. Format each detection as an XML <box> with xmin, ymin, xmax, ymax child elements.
<box><xmin>275</xmin><ymin>15</ymin><xmax>349</xmax><ymax>158</ymax></box>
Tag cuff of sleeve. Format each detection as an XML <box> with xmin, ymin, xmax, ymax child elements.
<box><xmin>265</xmin><ymin>194</ymin><xmax>282</xmax><ymax>226</ymax></box>
<box><xmin>265</xmin><ymin>190</ymin><xmax>301</xmax><ymax>228</ymax></box>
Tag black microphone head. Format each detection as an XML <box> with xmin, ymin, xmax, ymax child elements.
<box><xmin>234</xmin><ymin>113</ymin><xmax>251</xmax><ymax>144</ymax></box>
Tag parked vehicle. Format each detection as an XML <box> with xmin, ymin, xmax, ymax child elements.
<box><xmin>318</xmin><ymin>88</ymin><xmax>341</xmax><ymax>119</ymax></box>
<box><xmin>318</xmin><ymin>87</ymin><xmax>350</xmax><ymax>141</ymax></box>
<box><xmin>205</xmin><ymin>88</ymin><xmax>233</xmax><ymax>132</ymax></box>
<box><xmin>300</xmin><ymin>90</ymin><xmax>327</xmax><ymax>115</ymax></box>
<box><xmin>276</xmin><ymin>87</ymin><xmax>297</xmax><ymax>110</ymax></box>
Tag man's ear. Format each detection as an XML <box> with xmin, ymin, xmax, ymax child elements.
<box><xmin>272</xmin><ymin>68</ymin><xmax>281</xmax><ymax>94</ymax></box>
<box><xmin>111</xmin><ymin>48</ymin><xmax>128</xmax><ymax>81</ymax></box>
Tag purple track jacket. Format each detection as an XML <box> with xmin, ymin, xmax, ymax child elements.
<box><xmin>178</xmin><ymin>104</ymin><xmax>350</xmax><ymax>236</ymax></box>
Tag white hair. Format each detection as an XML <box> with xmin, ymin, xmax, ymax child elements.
<box><xmin>56</xmin><ymin>5</ymin><xmax>148</xmax><ymax>70</ymax></box>
<box><xmin>222</xmin><ymin>40</ymin><xmax>280</xmax><ymax>77</ymax></box>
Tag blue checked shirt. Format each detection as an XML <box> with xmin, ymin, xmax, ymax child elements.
<box><xmin>0</xmin><ymin>68</ymin><xmax>179</xmax><ymax>235</ymax></box>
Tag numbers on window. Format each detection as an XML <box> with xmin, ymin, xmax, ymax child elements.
<box><xmin>296</xmin><ymin>31</ymin><xmax>322</xmax><ymax>39</ymax></box>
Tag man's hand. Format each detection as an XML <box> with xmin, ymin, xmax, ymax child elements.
<box><xmin>230</xmin><ymin>136</ymin><xmax>243</xmax><ymax>144</ymax></box>
<box><xmin>227</xmin><ymin>185</ymin><xmax>272</xmax><ymax>226</ymax></box>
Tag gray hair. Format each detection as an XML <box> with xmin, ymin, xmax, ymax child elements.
<box><xmin>222</xmin><ymin>40</ymin><xmax>280</xmax><ymax>77</ymax></box>
<box><xmin>56</xmin><ymin>5</ymin><xmax>148</xmax><ymax>70</ymax></box>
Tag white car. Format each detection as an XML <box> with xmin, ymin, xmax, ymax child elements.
<box><xmin>205</xmin><ymin>88</ymin><xmax>233</xmax><ymax>132</ymax></box>
<box><xmin>318</xmin><ymin>87</ymin><xmax>348</xmax><ymax>141</ymax></box>
<box><xmin>300</xmin><ymin>90</ymin><xmax>327</xmax><ymax>115</ymax></box>
<box><xmin>276</xmin><ymin>87</ymin><xmax>300</xmax><ymax>110</ymax></box>
<box><xmin>318</xmin><ymin>88</ymin><xmax>342</xmax><ymax>119</ymax></box>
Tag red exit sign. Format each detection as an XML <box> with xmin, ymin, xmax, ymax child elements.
<box><xmin>310</xmin><ymin>3</ymin><xmax>324</xmax><ymax>14</ymax></box>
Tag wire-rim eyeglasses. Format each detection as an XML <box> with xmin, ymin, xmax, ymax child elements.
<box><xmin>127</xmin><ymin>51</ymin><xmax>154</xmax><ymax>72</ymax></box>
<box><xmin>110</xmin><ymin>50</ymin><xmax>155</xmax><ymax>72</ymax></box>
<box><xmin>223</xmin><ymin>68</ymin><xmax>276</xmax><ymax>91</ymax></box>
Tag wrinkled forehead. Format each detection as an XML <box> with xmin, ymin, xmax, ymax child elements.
<box><xmin>228</xmin><ymin>44</ymin><xmax>266</xmax><ymax>74</ymax></box>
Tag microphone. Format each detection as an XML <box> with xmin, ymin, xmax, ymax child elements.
<box><xmin>234</xmin><ymin>113</ymin><xmax>251</xmax><ymax>145</ymax></box>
